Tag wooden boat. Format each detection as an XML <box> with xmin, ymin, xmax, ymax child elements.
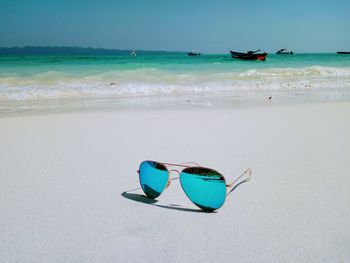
<box><xmin>276</xmin><ymin>48</ymin><xmax>294</xmax><ymax>54</ymax></box>
<box><xmin>337</xmin><ymin>51</ymin><xmax>350</xmax><ymax>54</ymax></box>
<box><xmin>230</xmin><ymin>50</ymin><xmax>268</xmax><ymax>61</ymax></box>
<box><xmin>188</xmin><ymin>51</ymin><xmax>201</xmax><ymax>56</ymax></box>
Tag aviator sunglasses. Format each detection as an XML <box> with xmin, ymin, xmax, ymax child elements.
<box><xmin>138</xmin><ymin>160</ymin><xmax>252</xmax><ymax>211</ymax></box>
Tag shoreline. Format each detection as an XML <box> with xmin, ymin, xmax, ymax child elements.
<box><xmin>1</xmin><ymin>88</ymin><xmax>350</xmax><ymax>117</ymax></box>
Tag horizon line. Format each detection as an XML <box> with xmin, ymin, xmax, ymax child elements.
<box><xmin>0</xmin><ymin>45</ymin><xmax>346</xmax><ymax>54</ymax></box>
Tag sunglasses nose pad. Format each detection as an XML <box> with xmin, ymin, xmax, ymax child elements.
<box><xmin>165</xmin><ymin>169</ymin><xmax>180</xmax><ymax>190</ymax></box>
<box><xmin>166</xmin><ymin>179</ymin><xmax>171</xmax><ymax>189</ymax></box>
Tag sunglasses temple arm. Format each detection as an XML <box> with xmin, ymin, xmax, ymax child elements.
<box><xmin>226</xmin><ymin>168</ymin><xmax>252</xmax><ymax>196</ymax></box>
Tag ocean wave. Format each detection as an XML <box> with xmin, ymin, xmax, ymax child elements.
<box><xmin>235</xmin><ymin>66</ymin><xmax>350</xmax><ymax>78</ymax></box>
<box><xmin>1</xmin><ymin>66</ymin><xmax>350</xmax><ymax>101</ymax></box>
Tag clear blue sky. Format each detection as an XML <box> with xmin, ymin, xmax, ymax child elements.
<box><xmin>0</xmin><ymin>0</ymin><xmax>349</xmax><ymax>53</ymax></box>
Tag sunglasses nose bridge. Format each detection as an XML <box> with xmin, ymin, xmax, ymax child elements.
<box><xmin>169</xmin><ymin>169</ymin><xmax>180</xmax><ymax>176</ymax></box>
<box><xmin>165</xmin><ymin>169</ymin><xmax>181</xmax><ymax>189</ymax></box>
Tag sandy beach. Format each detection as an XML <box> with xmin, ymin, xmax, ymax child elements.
<box><xmin>0</xmin><ymin>101</ymin><xmax>349</xmax><ymax>262</ymax></box>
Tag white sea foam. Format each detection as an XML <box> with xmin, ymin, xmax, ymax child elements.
<box><xmin>1</xmin><ymin>66</ymin><xmax>350</xmax><ymax>101</ymax></box>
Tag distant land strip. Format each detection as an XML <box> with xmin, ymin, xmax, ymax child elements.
<box><xmin>0</xmin><ymin>46</ymin><xmax>184</xmax><ymax>56</ymax></box>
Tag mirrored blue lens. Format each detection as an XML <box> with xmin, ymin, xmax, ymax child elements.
<box><xmin>139</xmin><ymin>161</ymin><xmax>169</xmax><ymax>199</ymax></box>
<box><xmin>180</xmin><ymin>167</ymin><xmax>226</xmax><ymax>211</ymax></box>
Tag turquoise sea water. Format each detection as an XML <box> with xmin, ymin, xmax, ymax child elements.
<box><xmin>1</xmin><ymin>53</ymin><xmax>350</xmax><ymax>112</ymax></box>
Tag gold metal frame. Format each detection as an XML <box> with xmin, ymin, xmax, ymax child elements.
<box><xmin>137</xmin><ymin>160</ymin><xmax>252</xmax><ymax>201</ymax></box>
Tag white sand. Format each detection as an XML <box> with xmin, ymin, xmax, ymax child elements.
<box><xmin>1</xmin><ymin>102</ymin><xmax>350</xmax><ymax>262</ymax></box>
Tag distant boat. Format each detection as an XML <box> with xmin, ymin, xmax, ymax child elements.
<box><xmin>337</xmin><ymin>51</ymin><xmax>350</xmax><ymax>54</ymax></box>
<box><xmin>130</xmin><ymin>51</ymin><xmax>137</xmax><ymax>56</ymax></box>
<box><xmin>230</xmin><ymin>50</ymin><xmax>268</xmax><ymax>61</ymax></box>
<box><xmin>276</xmin><ymin>48</ymin><xmax>294</xmax><ymax>55</ymax></box>
<box><xmin>188</xmin><ymin>51</ymin><xmax>201</xmax><ymax>56</ymax></box>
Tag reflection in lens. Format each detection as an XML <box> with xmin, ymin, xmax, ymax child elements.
<box><xmin>180</xmin><ymin>167</ymin><xmax>226</xmax><ymax>211</ymax></box>
<box><xmin>139</xmin><ymin>161</ymin><xmax>169</xmax><ymax>199</ymax></box>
